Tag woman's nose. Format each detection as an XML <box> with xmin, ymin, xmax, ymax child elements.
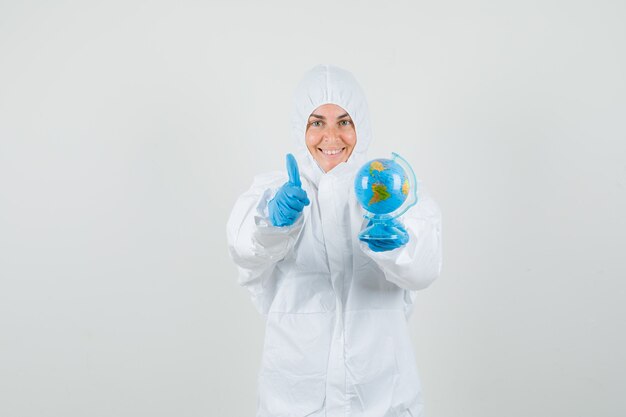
<box><xmin>322</xmin><ymin>126</ymin><xmax>339</xmax><ymax>141</ymax></box>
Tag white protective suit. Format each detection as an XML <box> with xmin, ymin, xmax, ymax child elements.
<box><xmin>226</xmin><ymin>64</ymin><xmax>442</xmax><ymax>417</ymax></box>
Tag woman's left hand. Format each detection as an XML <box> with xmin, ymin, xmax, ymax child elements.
<box><xmin>360</xmin><ymin>219</ymin><xmax>409</xmax><ymax>252</ymax></box>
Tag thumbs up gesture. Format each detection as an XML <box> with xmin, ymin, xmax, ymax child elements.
<box><xmin>268</xmin><ymin>154</ymin><xmax>311</xmax><ymax>227</ymax></box>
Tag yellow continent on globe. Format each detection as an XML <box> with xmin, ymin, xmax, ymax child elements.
<box><xmin>369</xmin><ymin>183</ymin><xmax>391</xmax><ymax>205</ymax></box>
<box><xmin>369</xmin><ymin>161</ymin><xmax>385</xmax><ymax>175</ymax></box>
<box><xmin>402</xmin><ymin>179</ymin><xmax>409</xmax><ymax>195</ymax></box>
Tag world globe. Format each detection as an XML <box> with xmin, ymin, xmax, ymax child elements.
<box><xmin>354</xmin><ymin>153</ymin><xmax>418</xmax><ymax>241</ymax></box>
<box><xmin>354</xmin><ymin>158</ymin><xmax>410</xmax><ymax>215</ymax></box>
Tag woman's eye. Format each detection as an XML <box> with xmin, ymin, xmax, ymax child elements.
<box><xmin>339</xmin><ymin>120</ymin><xmax>352</xmax><ymax>126</ymax></box>
<box><xmin>311</xmin><ymin>121</ymin><xmax>322</xmax><ymax>127</ymax></box>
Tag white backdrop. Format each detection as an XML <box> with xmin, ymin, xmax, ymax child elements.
<box><xmin>1</xmin><ymin>1</ymin><xmax>625</xmax><ymax>416</ymax></box>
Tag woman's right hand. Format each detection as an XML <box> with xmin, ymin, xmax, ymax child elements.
<box><xmin>268</xmin><ymin>154</ymin><xmax>310</xmax><ymax>227</ymax></box>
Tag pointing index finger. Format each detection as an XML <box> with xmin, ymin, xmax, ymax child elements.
<box><xmin>286</xmin><ymin>153</ymin><xmax>301</xmax><ymax>187</ymax></box>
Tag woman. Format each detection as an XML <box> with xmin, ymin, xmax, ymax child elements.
<box><xmin>227</xmin><ymin>64</ymin><xmax>442</xmax><ymax>417</ymax></box>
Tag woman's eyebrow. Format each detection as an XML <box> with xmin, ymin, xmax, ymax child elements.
<box><xmin>309</xmin><ymin>113</ymin><xmax>351</xmax><ymax>120</ymax></box>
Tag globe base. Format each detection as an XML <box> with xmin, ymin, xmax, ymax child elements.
<box><xmin>359</xmin><ymin>221</ymin><xmax>403</xmax><ymax>241</ymax></box>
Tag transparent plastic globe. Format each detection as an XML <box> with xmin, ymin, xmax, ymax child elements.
<box><xmin>354</xmin><ymin>153</ymin><xmax>418</xmax><ymax>241</ymax></box>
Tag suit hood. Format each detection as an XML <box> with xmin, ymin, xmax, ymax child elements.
<box><xmin>290</xmin><ymin>64</ymin><xmax>372</xmax><ymax>186</ymax></box>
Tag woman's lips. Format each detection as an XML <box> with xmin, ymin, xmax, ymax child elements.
<box><xmin>318</xmin><ymin>147</ymin><xmax>346</xmax><ymax>157</ymax></box>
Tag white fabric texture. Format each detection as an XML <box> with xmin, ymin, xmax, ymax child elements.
<box><xmin>226</xmin><ymin>64</ymin><xmax>442</xmax><ymax>417</ymax></box>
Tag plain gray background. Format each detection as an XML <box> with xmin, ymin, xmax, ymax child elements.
<box><xmin>1</xmin><ymin>1</ymin><xmax>625</xmax><ymax>416</ymax></box>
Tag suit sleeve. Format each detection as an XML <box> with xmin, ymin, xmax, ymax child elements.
<box><xmin>226</xmin><ymin>173</ymin><xmax>305</xmax><ymax>314</ymax></box>
<box><xmin>360</xmin><ymin>187</ymin><xmax>443</xmax><ymax>291</ymax></box>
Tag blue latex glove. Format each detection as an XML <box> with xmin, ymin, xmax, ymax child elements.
<box><xmin>360</xmin><ymin>218</ymin><xmax>410</xmax><ymax>252</ymax></box>
<box><xmin>268</xmin><ymin>154</ymin><xmax>310</xmax><ymax>227</ymax></box>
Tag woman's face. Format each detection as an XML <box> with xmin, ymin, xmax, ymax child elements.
<box><xmin>305</xmin><ymin>103</ymin><xmax>357</xmax><ymax>173</ymax></box>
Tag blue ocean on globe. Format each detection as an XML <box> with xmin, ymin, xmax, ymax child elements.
<box><xmin>354</xmin><ymin>158</ymin><xmax>409</xmax><ymax>215</ymax></box>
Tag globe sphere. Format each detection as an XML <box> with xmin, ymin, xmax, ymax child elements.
<box><xmin>354</xmin><ymin>158</ymin><xmax>409</xmax><ymax>215</ymax></box>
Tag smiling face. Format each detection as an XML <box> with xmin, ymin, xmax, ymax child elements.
<box><xmin>305</xmin><ymin>103</ymin><xmax>357</xmax><ymax>173</ymax></box>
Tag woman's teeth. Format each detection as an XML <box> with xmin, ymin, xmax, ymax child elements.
<box><xmin>321</xmin><ymin>148</ymin><xmax>344</xmax><ymax>155</ymax></box>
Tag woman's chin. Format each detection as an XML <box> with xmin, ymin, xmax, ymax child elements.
<box><xmin>321</xmin><ymin>160</ymin><xmax>344</xmax><ymax>172</ymax></box>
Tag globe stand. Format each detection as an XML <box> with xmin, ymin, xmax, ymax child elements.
<box><xmin>359</xmin><ymin>219</ymin><xmax>404</xmax><ymax>241</ymax></box>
